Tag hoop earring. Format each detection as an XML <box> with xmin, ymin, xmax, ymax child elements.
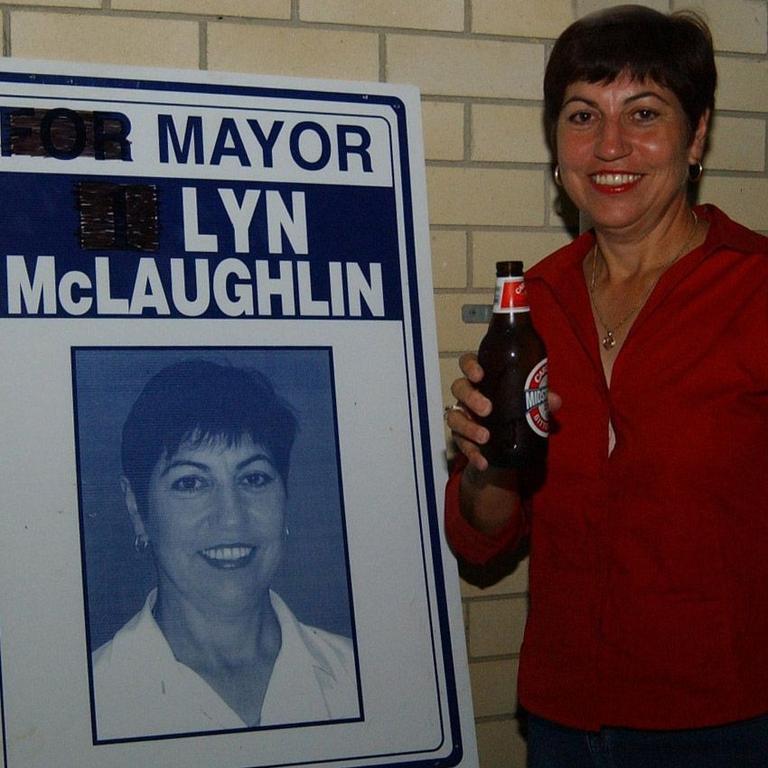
<box><xmin>553</xmin><ymin>165</ymin><xmax>563</xmax><ymax>187</ymax></box>
<box><xmin>688</xmin><ymin>161</ymin><xmax>703</xmax><ymax>183</ymax></box>
<box><xmin>134</xmin><ymin>534</ymin><xmax>149</xmax><ymax>554</ymax></box>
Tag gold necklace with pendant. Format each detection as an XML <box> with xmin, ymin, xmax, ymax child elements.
<box><xmin>589</xmin><ymin>211</ymin><xmax>699</xmax><ymax>351</ymax></box>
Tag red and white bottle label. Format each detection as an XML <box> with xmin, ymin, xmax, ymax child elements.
<box><xmin>524</xmin><ymin>358</ymin><xmax>549</xmax><ymax>437</ymax></box>
<box><xmin>494</xmin><ymin>276</ymin><xmax>530</xmax><ymax>313</ymax></box>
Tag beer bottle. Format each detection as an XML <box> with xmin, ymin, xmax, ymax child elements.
<box><xmin>477</xmin><ymin>260</ymin><xmax>549</xmax><ymax>469</ymax></box>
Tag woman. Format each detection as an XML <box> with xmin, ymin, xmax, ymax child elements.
<box><xmin>92</xmin><ymin>360</ymin><xmax>359</xmax><ymax>740</ymax></box>
<box><xmin>445</xmin><ymin>6</ymin><xmax>768</xmax><ymax>767</ymax></box>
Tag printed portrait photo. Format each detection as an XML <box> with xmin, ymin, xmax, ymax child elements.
<box><xmin>72</xmin><ymin>346</ymin><xmax>361</xmax><ymax>742</ymax></box>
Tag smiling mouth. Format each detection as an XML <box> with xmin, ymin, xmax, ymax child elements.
<box><xmin>591</xmin><ymin>172</ymin><xmax>642</xmax><ymax>188</ymax></box>
<box><xmin>199</xmin><ymin>545</ymin><xmax>255</xmax><ymax>569</ymax></box>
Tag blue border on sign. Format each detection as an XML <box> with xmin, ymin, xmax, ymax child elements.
<box><xmin>0</xmin><ymin>637</ymin><xmax>7</xmax><ymax>768</ymax></box>
<box><xmin>0</xmin><ymin>67</ymin><xmax>463</xmax><ymax>768</ymax></box>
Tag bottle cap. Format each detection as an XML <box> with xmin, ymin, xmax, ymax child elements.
<box><xmin>495</xmin><ymin>260</ymin><xmax>524</xmax><ymax>277</ymax></box>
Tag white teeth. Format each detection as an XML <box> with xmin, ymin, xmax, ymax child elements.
<box><xmin>202</xmin><ymin>546</ymin><xmax>253</xmax><ymax>560</ymax></box>
<box><xmin>592</xmin><ymin>173</ymin><xmax>641</xmax><ymax>186</ymax></box>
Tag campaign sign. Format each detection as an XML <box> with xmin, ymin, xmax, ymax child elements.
<box><xmin>0</xmin><ymin>60</ymin><xmax>477</xmax><ymax>768</ymax></box>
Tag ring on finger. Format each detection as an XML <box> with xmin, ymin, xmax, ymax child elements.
<box><xmin>443</xmin><ymin>403</ymin><xmax>466</xmax><ymax>421</ymax></box>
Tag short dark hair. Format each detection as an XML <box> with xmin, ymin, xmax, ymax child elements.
<box><xmin>121</xmin><ymin>360</ymin><xmax>298</xmax><ymax>515</ymax></box>
<box><xmin>543</xmin><ymin>5</ymin><xmax>716</xmax><ymax>153</ymax></box>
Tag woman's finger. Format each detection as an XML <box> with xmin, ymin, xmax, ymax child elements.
<box><xmin>445</xmin><ymin>405</ymin><xmax>488</xmax><ymax>444</ymax></box>
<box><xmin>458</xmin><ymin>352</ymin><xmax>483</xmax><ymax>383</ymax></box>
<box><xmin>455</xmin><ymin>438</ymin><xmax>489</xmax><ymax>472</ymax></box>
<box><xmin>450</xmin><ymin>376</ymin><xmax>492</xmax><ymax>418</ymax></box>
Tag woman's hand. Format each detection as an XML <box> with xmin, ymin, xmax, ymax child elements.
<box><xmin>446</xmin><ymin>352</ymin><xmax>561</xmax><ymax>535</ymax></box>
<box><xmin>446</xmin><ymin>352</ymin><xmax>562</xmax><ymax>473</ymax></box>
<box><xmin>447</xmin><ymin>353</ymin><xmax>493</xmax><ymax>471</ymax></box>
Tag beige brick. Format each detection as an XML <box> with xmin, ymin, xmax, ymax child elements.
<box><xmin>5</xmin><ymin>0</ymin><xmax>99</xmax><ymax>7</ymax></box>
<box><xmin>707</xmin><ymin>116</ymin><xmax>765</xmax><ymax>172</ymax></box>
<box><xmin>10</xmin><ymin>12</ymin><xmax>199</xmax><ymax>68</ymax></box>
<box><xmin>435</xmin><ymin>292</ymin><xmax>488</xmax><ymax>353</ymax></box>
<box><xmin>576</xmin><ymin>0</ymin><xmax>669</xmax><ymax>16</ymax></box>
<box><xmin>113</xmin><ymin>0</ymin><xmax>290</xmax><ymax>18</ymax></box>
<box><xmin>469</xmin><ymin>657</ymin><xmax>519</xmax><ymax>717</ymax></box>
<box><xmin>469</xmin><ymin>596</ymin><xmax>528</xmax><ymax>657</ymax></box>
<box><xmin>387</xmin><ymin>35</ymin><xmax>544</xmax><ymax>99</ymax></box>
<box><xmin>697</xmin><ymin>176</ymin><xmax>768</xmax><ymax>232</ymax></box>
<box><xmin>207</xmin><ymin>22</ymin><xmax>379</xmax><ymax>80</ymax></box>
<box><xmin>672</xmin><ymin>0</ymin><xmax>767</xmax><ymax>54</ymax></box>
<box><xmin>716</xmin><ymin>56</ymin><xmax>768</xmax><ymax>112</ymax></box>
<box><xmin>472</xmin><ymin>104</ymin><xmax>549</xmax><ymax>164</ymax></box>
<box><xmin>439</xmin><ymin>355</ymin><xmax>462</xmax><ymax>406</ymax></box>
<box><xmin>473</xmin><ymin>230</ymin><xmax>571</xmax><ymax>286</ymax></box>
<box><xmin>476</xmin><ymin>719</ymin><xmax>528</xmax><ymax>768</ymax></box>
<box><xmin>431</xmin><ymin>230</ymin><xmax>467</xmax><ymax>288</ymax></box>
<box><xmin>422</xmin><ymin>101</ymin><xmax>465</xmax><ymax>161</ymax></box>
<box><xmin>427</xmin><ymin>167</ymin><xmax>546</xmax><ymax>226</ymax></box>
<box><xmin>473</xmin><ymin>0</ymin><xmax>574</xmax><ymax>38</ymax></box>
<box><xmin>300</xmin><ymin>0</ymin><xmax>464</xmax><ymax>32</ymax></box>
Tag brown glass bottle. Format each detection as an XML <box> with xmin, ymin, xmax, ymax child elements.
<box><xmin>477</xmin><ymin>260</ymin><xmax>549</xmax><ymax>469</ymax></box>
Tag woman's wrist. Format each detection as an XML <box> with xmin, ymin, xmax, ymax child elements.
<box><xmin>459</xmin><ymin>464</ymin><xmax>520</xmax><ymax>535</ymax></box>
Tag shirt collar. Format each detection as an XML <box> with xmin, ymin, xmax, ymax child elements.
<box><xmin>255</xmin><ymin>591</ymin><xmax>336</xmax><ymax>725</ymax></box>
<box><xmin>137</xmin><ymin>588</ymin><xmax>336</xmax><ymax>726</ymax></box>
<box><xmin>528</xmin><ymin>204</ymin><xmax>768</xmax><ymax>294</ymax></box>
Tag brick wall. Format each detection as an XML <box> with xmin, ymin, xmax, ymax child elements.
<box><xmin>2</xmin><ymin>1</ymin><xmax>766</xmax><ymax>765</ymax></box>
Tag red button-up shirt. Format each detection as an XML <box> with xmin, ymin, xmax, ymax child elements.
<box><xmin>445</xmin><ymin>205</ymin><xmax>768</xmax><ymax>730</ymax></box>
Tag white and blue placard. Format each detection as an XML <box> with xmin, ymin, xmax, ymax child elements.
<box><xmin>0</xmin><ymin>59</ymin><xmax>477</xmax><ymax>768</ymax></box>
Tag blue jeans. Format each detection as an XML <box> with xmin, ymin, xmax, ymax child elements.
<box><xmin>526</xmin><ymin>713</ymin><xmax>768</xmax><ymax>768</ymax></box>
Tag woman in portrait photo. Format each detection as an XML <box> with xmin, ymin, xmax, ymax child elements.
<box><xmin>89</xmin><ymin>358</ymin><xmax>359</xmax><ymax>740</ymax></box>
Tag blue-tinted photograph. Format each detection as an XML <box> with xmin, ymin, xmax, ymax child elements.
<box><xmin>73</xmin><ymin>347</ymin><xmax>361</xmax><ymax>742</ymax></box>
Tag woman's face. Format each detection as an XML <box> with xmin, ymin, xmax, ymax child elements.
<box><xmin>125</xmin><ymin>433</ymin><xmax>287</xmax><ymax>617</ymax></box>
<box><xmin>555</xmin><ymin>72</ymin><xmax>708</xmax><ymax>236</ymax></box>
